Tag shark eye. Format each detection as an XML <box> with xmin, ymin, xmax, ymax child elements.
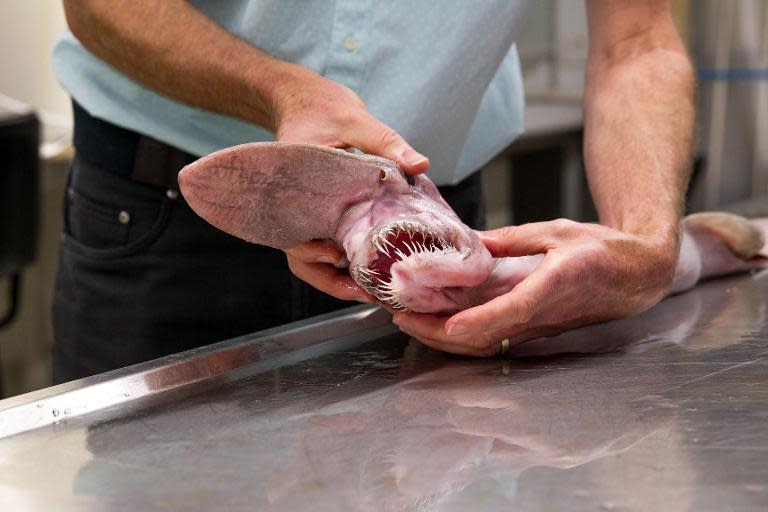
<box><xmin>379</xmin><ymin>169</ymin><xmax>387</xmax><ymax>181</ymax></box>
<box><xmin>406</xmin><ymin>175</ymin><xmax>415</xmax><ymax>186</ymax></box>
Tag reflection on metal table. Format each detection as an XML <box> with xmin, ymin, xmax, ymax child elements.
<box><xmin>1</xmin><ymin>271</ymin><xmax>768</xmax><ymax>511</ymax></box>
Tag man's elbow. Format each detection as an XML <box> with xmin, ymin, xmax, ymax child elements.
<box><xmin>588</xmin><ymin>25</ymin><xmax>695</xmax><ymax>94</ymax></box>
<box><xmin>62</xmin><ymin>0</ymin><xmax>106</xmax><ymax>50</ymax></box>
<box><xmin>62</xmin><ymin>1</ymin><xmax>87</xmax><ymax>43</ymax></box>
<box><xmin>638</xmin><ymin>45</ymin><xmax>695</xmax><ymax>101</ymax></box>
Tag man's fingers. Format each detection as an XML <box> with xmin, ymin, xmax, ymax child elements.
<box><xmin>347</xmin><ymin>113</ymin><xmax>429</xmax><ymax>175</ymax></box>
<box><xmin>397</xmin><ymin>326</ymin><xmax>497</xmax><ymax>357</ymax></box>
<box><xmin>392</xmin><ymin>311</ymin><xmax>448</xmax><ymax>339</ymax></box>
<box><xmin>478</xmin><ymin>218</ymin><xmax>585</xmax><ymax>257</ymax></box>
<box><xmin>478</xmin><ymin>226</ymin><xmax>549</xmax><ymax>258</ymax></box>
<box><xmin>285</xmin><ymin>240</ymin><xmax>347</xmax><ymax>267</ymax></box>
<box><xmin>287</xmin><ymin>256</ymin><xmax>374</xmax><ymax>303</ymax></box>
<box><xmin>410</xmin><ymin>334</ymin><xmax>498</xmax><ymax>357</ymax></box>
<box><xmin>444</xmin><ymin>254</ymin><xmax>566</xmax><ymax>335</ymax></box>
<box><xmin>393</xmin><ymin>312</ymin><xmax>499</xmax><ymax>356</ymax></box>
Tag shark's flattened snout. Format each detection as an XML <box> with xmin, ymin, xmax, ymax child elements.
<box><xmin>179</xmin><ymin>142</ymin><xmax>402</xmax><ymax>249</ymax></box>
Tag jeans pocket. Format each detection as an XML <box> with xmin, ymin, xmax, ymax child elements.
<box><xmin>61</xmin><ymin>159</ymin><xmax>174</xmax><ymax>260</ymax></box>
<box><xmin>66</xmin><ymin>187</ymin><xmax>131</xmax><ymax>249</ymax></box>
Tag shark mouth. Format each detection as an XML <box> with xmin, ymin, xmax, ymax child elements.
<box><xmin>351</xmin><ymin>220</ymin><xmax>457</xmax><ymax>309</ymax></box>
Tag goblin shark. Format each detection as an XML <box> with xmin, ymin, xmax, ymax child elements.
<box><xmin>178</xmin><ymin>143</ymin><xmax>767</xmax><ymax>315</ymax></box>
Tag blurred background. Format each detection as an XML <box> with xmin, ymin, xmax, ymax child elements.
<box><xmin>1</xmin><ymin>0</ymin><xmax>766</xmax><ymax>397</ymax></box>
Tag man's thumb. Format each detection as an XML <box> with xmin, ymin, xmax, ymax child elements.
<box><xmin>348</xmin><ymin>115</ymin><xmax>429</xmax><ymax>174</ymax></box>
<box><xmin>477</xmin><ymin>225</ymin><xmax>550</xmax><ymax>257</ymax></box>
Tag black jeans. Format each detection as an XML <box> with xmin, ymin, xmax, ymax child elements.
<box><xmin>53</xmin><ymin>150</ymin><xmax>485</xmax><ymax>384</ymax></box>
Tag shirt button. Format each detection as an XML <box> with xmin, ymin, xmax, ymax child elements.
<box><xmin>118</xmin><ymin>211</ymin><xmax>131</xmax><ymax>224</ymax></box>
<box><xmin>343</xmin><ymin>34</ymin><xmax>358</xmax><ymax>52</ymax></box>
<box><xmin>166</xmin><ymin>189</ymin><xmax>179</xmax><ymax>200</ymax></box>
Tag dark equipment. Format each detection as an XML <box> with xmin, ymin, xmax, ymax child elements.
<box><xmin>0</xmin><ymin>109</ymin><xmax>39</xmax><ymax>398</ymax></box>
<box><xmin>0</xmin><ymin>112</ymin><xmax>39</xmax><ymax>328</ymax></box>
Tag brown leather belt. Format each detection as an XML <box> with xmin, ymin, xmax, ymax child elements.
<box><xmin>131</xmin><ymin>136</ymin><xmax>189</xmax><ymax>191</ymax></box>
<box><xmin>73</xmin><ymin>100</ymin><xmax>195</xmax><ymax>192</ymax></box>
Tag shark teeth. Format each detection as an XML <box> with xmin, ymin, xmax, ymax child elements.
<box><xmin>374</xmin><ymin>282</ymin><xmax>406</xmax><ymax>309</ymax></box>
<box><xmin>349</xmin><ymin>220</ymin><xmax>458</xmax><ymax>310</ymax></box>
<box><xmin>350</xmin><ymin>265</ymin><xmax>378</xmax><ymax>286</ymax></box>
<box><xmin>352</xmin><ymin>265</ymin><xmax>408</xmax><ymax>308</ymax></box>
<box><xmin>370</xmin><ymin>220</ymin><xmax>453</xmax><ymax>261</ymax></box>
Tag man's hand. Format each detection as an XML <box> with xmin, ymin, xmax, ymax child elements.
<box><xmin>272</xmin><ymin>67</ymin><xmax>429</xmax><ymax>303</ymax></box>
<box><xmin>284</xmin><ymin>240</ymin><xmax>375</xmax><ymax>304</ymax></box>
<box><xmin>393</xmin><ymin>219</ymin><xmax>679</xmax><ymax>356</ymax></box>
<box><xmin>273</xmin><ymin>66</ymin><xmax>429</xmax><ymax>173</ymax></box>
<box><xmin>390</xmin><ymin>0</ymin><xmax>695</xmax><ymax>357</ymax></box>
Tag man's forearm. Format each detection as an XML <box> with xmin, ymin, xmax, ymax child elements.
<box><xmin>583</xmin><ymin>2</ymin><xmax>695</xmax><ymax>246</ymax></box>
<box><xmin>63</xmin><ymin>0</ymin><xmax>304</xmax><ymax>131</ymax></box>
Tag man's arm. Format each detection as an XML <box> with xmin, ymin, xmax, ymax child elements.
<box><xmin>64</xmin><ymin>0</ymin><xmax>430</xmax><ymax>303</ymax></box>
<box><xmin>393</xmin><ymin>0</ymin><xmax>695</xmax><ymax>355</ymax></box>
<box><xmin>64</xmin><ymin>0</ymin><xmax>281</xmax><ymax>132</ymax></box>
<box><xmin>583</xmin><ymin>0</ymin><xmax>694</xmax><ymax>247</ymax></box>
<box><xmin>63</xmin><ymin>0</ymin><xmax>429</xmax><ymax>168</ymax></box>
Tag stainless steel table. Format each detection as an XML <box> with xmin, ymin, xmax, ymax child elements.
<box><xmin>1</xmin><ymin>271</ymin><xmax>768</xmax><ymax>511</ymax></box>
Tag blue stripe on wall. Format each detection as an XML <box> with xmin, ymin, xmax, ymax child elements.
<box><xmin>697</xmin><ymin>68</ymin><xmax>768</xmax><ymax>81</ymax></box>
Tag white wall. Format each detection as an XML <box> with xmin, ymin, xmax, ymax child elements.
<box><xmin>0</xmin><ymin>1</ymin><xmax>71</xmax><ymax>122</ymax></box>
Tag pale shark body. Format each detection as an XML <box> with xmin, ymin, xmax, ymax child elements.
<box><xmin>178</xmin><ymin>143</ymin><xmax>767</xmax><ymax>315</ymax></box>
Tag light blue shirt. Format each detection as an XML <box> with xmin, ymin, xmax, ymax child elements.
<box><xmin>54</xmin><ymin>0</ymin><xmax>529</xmax><ymax>185</ymax></box>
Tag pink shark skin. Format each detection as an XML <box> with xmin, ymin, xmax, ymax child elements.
<box><xmin>179</xmin><ymin>143</ymin><xmax>767</xmax><ymax>315</ymax></box>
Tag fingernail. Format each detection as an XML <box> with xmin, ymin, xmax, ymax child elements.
<box><xmin>316</xmin><ymin>255</ymin><xmax>347</xmax><ymax>268</ymax></box>
<box><xmin>316</xmin><ymin>255</ymin><xmax>336</xmax><ymax>264</ymax></box>
<box><xmin>402</xmin><ymin>149</ymin><xmax>428</xmax><ymax>168</ymax></box>
<box><xmin>446</xmin><ymin>323</ymin><xmax>470</xmax><ymax>336</ymax></box>
<box><xmin>334</xmin><ymin>256</ymin><xmax>349</xmax><ymax>268</ymax></box>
